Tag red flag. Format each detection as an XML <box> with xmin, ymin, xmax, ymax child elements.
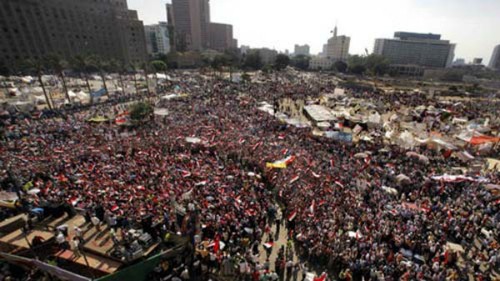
<box><xmin>309</xmin><ymin>200</ymin><xmax>315</xmax><ymax>215</ymax></box>
<box><xmin>263</xmin><ymin>242</ymin><xmax>274</xmax><ymax>249</ymax></box>
<box><xmin>213</xmin><ymin>235</ymin><xmax>220</xmax><ymax>254</ymax></box>
<box><xmin>313</xmin><ymin>272</ymin><xmax>327</xmax><ymax>281</ymax></box>
<box><xmin>289</xmin><ymin>175</ymin><xmax>300</xmax><ymax>184</ymax></box>
<box><xmin>181</xmin><ymin>170</ymin><xmax>192</xmax><ymax>178</ymax></box>
<box><xmin>288</xmin><ymin>211</ymin><xmax>297</xmax><ymax>221</ymax></box>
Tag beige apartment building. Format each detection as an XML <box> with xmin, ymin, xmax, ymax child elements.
<box><xmin>167</xmin><ymin>0</ymin><xmax>237</xmax><ymax>52</ymax></box>
<box><xmin>0</xmin><ymin>0</ymin><xmax>148</xmax><ymax>67</ymax></box>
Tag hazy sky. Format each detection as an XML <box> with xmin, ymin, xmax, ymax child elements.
<box><xmin>128</xmin><ymin>0</ymin><xmax>500</xmax><ymax>64</ymax></box>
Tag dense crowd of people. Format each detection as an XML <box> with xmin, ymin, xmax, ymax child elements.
<box><xmin>0</xmin><ymin>71</ymin><xmax>499</xmax><ymax>281</ymax></box>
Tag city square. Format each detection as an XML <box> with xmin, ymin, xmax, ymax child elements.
<box><xmin>0</xmin><ymin>1</ymin><xmax>500</xmax><ymax>281</ymax></box>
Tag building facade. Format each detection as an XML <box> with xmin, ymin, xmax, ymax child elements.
<box><xmin>208</xmin><ymin>23</ymin><xmax>237</xmax><ymax>52</ymax></box>
<box><xmin>320</xmin><ymin>26</ymin><xmax>350</xmax><ymax>61</ymax></box>
<box><xmin>294</xmin><ymin>44</ymin><xmax>310</xmax><ymax>56</ymax></box>
<box><xmin>250</xmin><ymin>48</ymin><xmax>277</xmax><ymax>65</ymax></box>
<box><xmin>489</xmin><ymin>45</ymin><xmax>500</xmax><ymax>70</ymax></box>
<box><xmin>309</xmin><ymin>57</ymin><xmax>334</xmax><ymax>70</ymax></box>
<box><xmin>167</xmin><ymin>0</ymin><xmax>236</xmax><ymax>52</ymax></box>
<box><xmin>373</xmin><ymin>32</ymin><xmax>455</xmax><ymax>68</ymax></box>
<box><xmin>0</xmin><ymin>0</ymin><xmax>147</xmax><ymax>67</ymax></box>
<box><xmin>169</xmin><ymin>0</ymin><xmax>210</xmax><ymax>51</ymax></box>
<box><xmin>144</xmin><ymin>22</ymin><xmax>171</xmax><ymax>57</ymax></box>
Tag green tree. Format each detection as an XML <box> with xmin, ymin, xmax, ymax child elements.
<box><xmin>274</xmin><ymin>54</ymin><xmax>290</xmax><ymax>71</ymax></box>
<box><xmin>128</xmin><ymin>63</ymin><xmax>140</xmax><ymax>96</ymax></box>
<box><xmin>291</xmin><ymin>55</ymin><xmax>310</xmax><ymax>70</ymax></box>
<box><xmin>166</xmin><ymin>52</ymin><xmax>179</xmax><ymax>69</ymax></box>
<box><xmin>333</xmin><ymin>60</ymin><xmax>348</xmax><ymax>73</ymax></box>
<box><xmin>21</xmin><ymin>59</ymin><xmax>52</xmax><ymax>109</ymax></box>
<box><xmin>347</xmin><ymin>55</ymin><xmax>367</xmax><ymax>75</ymax></box>
<box><xmin>108</xmin><ymin>59</ymin><xmax>127</xmax><ymax>96</ymax></box>
<box><xmin>44</xmin><ymin>54</ymin><xmax>71</xmax><ymax>103</ymax></box>
<box><xmin>87</xmin><ymin>55</ymin><xmax>109</xmax><ymax>97</ymax></box>
<box><xmin>129</xmin><ymin>102</ymin><xmax>153</xmax><ymax>123</ymax></box>
<box><xmin>150</xmin><ymin>60</ymin><xmax>168</xmax><ymax>73</ymax></box>
<box><xmin>70</xmin><ymin>55</ymin><xmax>96</xmax><ymax>104</ymax></box>
<box><xmin>150</xmin><ymin>60</ymin><xmax>168</xmax><ymax>86</ymax></box>
<box><xmin>211</xmin><ymin>55</ymin><xmax>230</xmax><ymax>78</ymax></box>
<box><xmin>365</xmin><ymin>54</ymin><xmax>389</xmax><ymax>76</ymax></box>
<box><xmin>241</xmin><ymin>72</ymin><xmax>251</xmax><ymax>83</ymax></box>
<box><xmin>141</xmin><ymin>62</ymin><xmax>152</xmax><ymax>96</ymax></box>
<box><xmin>243</xmin><ymin>51</ymin><xmax>263</xmax><ymax>70</ymax></box>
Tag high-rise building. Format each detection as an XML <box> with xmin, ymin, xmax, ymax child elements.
<box><xmin>168</xmin><ymin>0</ymin><xmax>210</xmax><ymax>51</ymax></box>
<box><xmin>0</xmin><ymin>0</ymin><xmax>148</xmax><ymax>66</ymax></box>
<box><xmin>208</xmin><ymin>23</ymin><xmax>237</xmax><ymax>51</ymax></box>
<box><xmin>144</xmin><ymin>22</ymin><xmax>171</xmax><ymax>57</ymax></box>
<box><xmin>323</xmin><ymin>26</ymin><xmax>350</xmax><ymax>61</ymax></box>
<box><xmin>167</xmin><ymin>0</ymin><xmax>236</xmax><ymax>52</ymax></box>
<box><xmin>294</xmin><ymin>45</ymin><xmax>310</xmax><ymax>56</ymax></box>
<box><xmin>489</xmin><ymin>45</ymin><xmax>500</xmax><ymax>70</ymax></box>
<box><xmin>373</xmin><ymin>32</ymin><xmax>455</xmax><ymax>68</ymax></box>
<box><xmin>452</xmin><ymin>58</ymin><xmax>466</xmax><ymax>67</ymax></box>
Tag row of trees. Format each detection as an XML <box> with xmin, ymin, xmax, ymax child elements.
<box><xmin>1</xmin><ymin>54</ymin><xmax>171</xmax><ymax>109</ymax></box>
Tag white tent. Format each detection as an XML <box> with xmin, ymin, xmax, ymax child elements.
<box><xmin>68</xmin><ymin>90</ymin><xmax>78</xmax><ymax>98</ymax></box>
<box><xmin>32</xmin><ymin>95</ymin><xmax>47</xmax><ymax>104</ymax></box>
<box><xmin>21</xmin><ymin>76</ymin><xmax>34</xmax><ymax>84</ymax></box>
<box><xmin>156</xmin><ymin>73</ymin><xmax>167</xmax><ymax>80</ymax></box>
<box><xmin>76</xmin><ymin>91</ymin><xmax>89</xmax><ymax>100</ymax></box>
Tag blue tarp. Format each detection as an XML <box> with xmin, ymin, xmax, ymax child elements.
<box><xmin>91</xmin><ymin>88</ymin><xmax>107</xmax><ymax>98</ymax></box>
<box><xmin>325</xmin><ymin>131</ymin><xmax>353</xmax><ymax>143</ymax></box>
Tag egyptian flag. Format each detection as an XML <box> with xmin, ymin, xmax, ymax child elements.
<box><xmin>308</xmin><ymin>200</ymin><xmax>315</xmax><ymax>216</ymax></box>
<box><xmin>313</xmin><ymin>272</ymin><xmax>327</xmax><ymax>281</ymax></box>
<box><xmin>263</xmin><ymin>241</ymin><xmax>274</xmax><ymax>249</ymax></box>
<box><xmin>115</xmin><ymin>117</ymin><xmax>127</xmax><ymax>125</ymax></box>
<box><xmin>278</xmin><ymin>134</ymin><xmax>286</xmax><ymax>140</ymax></box>
<box><xmin>251</xmin><ymin>141</ymin><xmax>262</xmax><ymax>151</ymax></box>
<box><xmin>442</xmin><ymin>150</ymin><xmax>452</xmax><ymax>159</ymax></box>
<box><xmin>213</xmin><ymin>235</ymin><xmax>220</xmax><ymax>254</ymax></box>
<box><xmin>443</xmin><ymin>250</ymin><xmax>449</xmax><ymax>265</ymax></box>
<box><xmin>68</xmin><ymin>196</ymin><xmax>79</xmax><ymax>206</ymax></box>
<box><xmin>111</xmin><ymin>205</ymin><xmax>120</xmax><ymax>212</ymax></box>
<box><xmin>288</xmin><ymin>210</ymin><xmax>297</xmax><ymax>221</ymax></box>
<box><xmin>289</xmin><ymin>175</ymin><xmax>300</xmax><ymax>184</ymax></box>
<box><xmin>181</xmin><ymin>170</ymin><xmax>192</xmax><ymax>178</ymax></box>
<box><xmin>334</xmin><ymin>181</ymin><xmax>345</xmax><ymax>188</ymax></box>
<box><xmin>330</xmin><ymin>159</ymin><xmax>335</xmax><ymax>169</ymax></box>
<box><xmin>284</xmin><ymin>155</ymin><xmax>296</xmax><ymax>166</ymax></box>
<box><xmin>311</xmin><ymin>171</ymin><xmax>321</xmax><ymax>178</ymax></box>
<box><xmin>238</xmin><ymin>138</ymin><xmax>246</xmax><ymax>145</ymax></box>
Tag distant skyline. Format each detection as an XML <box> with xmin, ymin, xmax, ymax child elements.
<box><xmin>128</xmin><ymin>0</ymin><xmax>500</xmax><ymax>65</ymax></box>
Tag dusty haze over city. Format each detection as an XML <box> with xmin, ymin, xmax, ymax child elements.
<box><xmin>130</xmin><ymin>0</ymin><xmax>500</xmax><ymax>64</ymax></box>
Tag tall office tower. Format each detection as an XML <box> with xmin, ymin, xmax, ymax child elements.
<box><xmin>324</xmin><ymin>26</ymin><xmax>350</xmax><ymax>61</ymax></box>
<box><xmin>0</xmin><ymin>0</ymin><xmax>148</xmax><ymax>66</ymax></box>
<box><xmin>208</xmin><ymin>23</ymin><xmax>237</xmax><ymax>51</ymax></box>
<box><xmin>294</xmin><ymin>44</ymin><xmax>310</xmax><ymax>56</ymax></box>
<box><xmin>144</xmin><ymin>22</ymin><xmax>171</xmax><ymax>57</ymax></box>
<box><xmin>373</xmin><ymin>32</ymin><xmax>455</xmax><ymax>68</ymax></box>
<box><xmin>169</xmin><ymin>0</ymin><xmax>211</xmax><ymax>51</ymax></box>
<box><xmin>489</xmin><ymin>45</ymin><xmax>500</xmax><ymax>70</ymax></box>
